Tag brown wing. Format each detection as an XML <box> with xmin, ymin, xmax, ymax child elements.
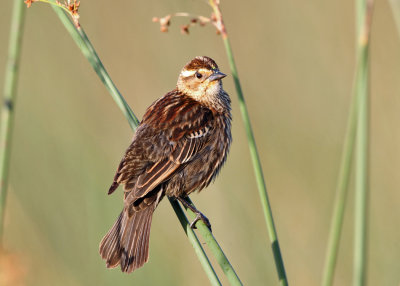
<box><xmin>131</xmin><ymin>159</ymin><xmax>179</xmax><ymax>200</ymax></box>
<box><xmin>130</xmin><ymin>132</ymin><xmax>209</xmax><ymax>200</ymax></box>
<box><xmin>108</xmin><ymin>90</ymin><xmax>214</xmax><ymax>203</ymax></box>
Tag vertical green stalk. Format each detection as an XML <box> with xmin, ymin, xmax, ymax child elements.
<box><xmin>50</xmin><ymin>7</ymin><xmax>241</xmax><ymax>284</ymax></box>
<box><xmin>353</xmin><ymin>58</ymin><xmax>368</xmax><ymax>286</ymax></box>
<box><xmin>222</xmin><ymin>37</ymin><xmax>287</xmax><ymax>286</ymax></box>
<box><xmin>208</xmin><ymin>2</ymin><xmax>287</xmax><ymax>284</ymax></box>
<box><xmin>321</xmin><ymin>73</ymin><xmax>358</xmax><ymax>286</ymax></box>
<box><xmin>353</xmin><ymin>0</ymin><xmax>372</xmax><ymax>285</ymax></box>
<box><xmin>0</xmin><ymin>0</ymin><xmax>26</xmax><ymax>243</ymax></box>
<box><xmin>322</xmin><ymin>1</ymin><xmax>373</xmax><ymax>285</ymax></box>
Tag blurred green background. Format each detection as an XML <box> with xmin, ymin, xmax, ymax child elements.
<box><xmin>1</xmin><ymin>0</ymin><xmax>399</xmax><ymax>285</ymax></box>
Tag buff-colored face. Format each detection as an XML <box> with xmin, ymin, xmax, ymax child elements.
<box><xmin>177</xmin><ymin>56</ymin><xmax>226</xmax><ymax>103</ymax></box>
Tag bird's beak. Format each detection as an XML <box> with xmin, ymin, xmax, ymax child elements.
<box><xmin>208</xmin><ymin>71</ymin><xmax>227</xmax><ymax>81</ymax></box>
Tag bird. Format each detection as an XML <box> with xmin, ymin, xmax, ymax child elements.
<box><xmin>99</xmin><ymin>56</ymin><xmax>232</xmax><ymax>273</ymax></box>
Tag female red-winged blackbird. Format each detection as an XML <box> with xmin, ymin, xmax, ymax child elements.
<box><xmin>99</xmin><ymin>56</ymin><xmax>232</xmax><ymax>273</ymax></box>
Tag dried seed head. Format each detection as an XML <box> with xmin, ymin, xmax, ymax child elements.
<box><xmin>158</xmin><ymin>15</ymin><xmax>171</xmax><ymax>33</ymax></box>
<box><xmin>211</xmin><ymin>12</ymin><xmax>217</xmax><ymax>22</ymax></box>
<box><xmin>159</xmin><ymin>15</ymin><xmax>171</xmax><ymax>27</ymax></box>
<box><xmin>180</xmin><ymin>25</ymin><xmax>190</xmax><ymax>35</ymax></box>
<box><xmin>198</xmin><ymin>16</ymin><xmax>209</xmax><ymax>26</ymax></box>
<box><xmin>153</xmin><ymin>12</ymin><xmax>214</xmax><ymax>35</ymax></box>
<box><xmin>24</xmin><ymin>0</ymin><xmax>38</xmax><ymax>8</ymax></box>
<box><xmin>66</xmin><ymin>0</ymin><xmax>81</xmax><ymax>28</ymax></box>
<box><xmin>25</xmin><ymin>0</ymin><xmax>81</xmax><ymax>28</ymax></box>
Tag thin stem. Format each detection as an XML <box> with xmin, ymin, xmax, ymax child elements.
<box><xmin>50</xmin><ymin>6</ymin><xmax>240</xmax><ymax>283</ymax></box>
<box><xmin>172</xmin><ymin>12</ymin><xmax>210</xmax><ymax>21</ymax></box>
<box><xmin>208</xmin><ymin>1</ymin><xmax>288</xmax><ymax>285</ymax></box>
<box><xmin>0</xmin><ymin>0</ymin><xmax>26</xmax><ymax>243</ymax></box>
<box><xmin>51</xmin><ymin>7</ymin><xmax>139</xmax><ymax>130</ymax></box>
<box><xmin>353</xmin><ymin>54</ymin><xmax>368</xmax><ymax>286</ymax></box>
<box><xmin>169</xmin><ymin>198</ymin><xmax>222</xmax><ymax>286</ymax></box>
<box><xmin>353</xmin><ymin>1</ymin><xmax>373</xmax><ymax>285</ymax></box>
<box><xmin>321</xmin><ymin>61</ymin><xmax>358</xmax><ymax>286</ymax></box>
<box><xmin>322</xmin><ymin>2</ymin><xmax>373</xmax><ymax>285</ymax></box>
<box><xmin>183</xmin><ymin>197</ymin><xmax>243</xmax><ymax>286</ymax></box>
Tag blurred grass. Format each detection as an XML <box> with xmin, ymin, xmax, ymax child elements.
<box><xmin>1</xmin><ymin>0</ymin><xmax>400</xmax><ymax>285</ymax></box>
<box><xmin>0</xmin><ymin>0</ymin><xmax>26</xmax><ymax>241</ymax></box>
<box><xmin>321</xmin><ymin>1</ymin><xmax>373</xmax><ymax>285</ymax></box>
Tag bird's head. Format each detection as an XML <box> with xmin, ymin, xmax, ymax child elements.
<box><xmin>177</xmin><ymin>56</ymin><xmax>227</xmax><ymax>104</ymax></box>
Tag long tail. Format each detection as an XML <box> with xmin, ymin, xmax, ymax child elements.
<box><xmin>99</xmin><ymin>205</ymin><xmax>155</xmax><ymax>273</ymax></box>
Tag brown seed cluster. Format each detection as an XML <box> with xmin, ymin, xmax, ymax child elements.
<box><xmin>152</xmin><ymin>0</ymin><xmax>226</xmax><ymax>36</ymax></box>
<box><xmin>152</xmin><ymin>13</ymin><xmax>213</xmax><ymax>35</ymax></box>
<box><xmin>24</xmin><ymin>0</ymin><xmax>81</xmax><ymax>28</ymax></box>
<box><xmin>24</xmin><ymin>0</ymin><xmax>38</xmax><ymax>8</ymax></box>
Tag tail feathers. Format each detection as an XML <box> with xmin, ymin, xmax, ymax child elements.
<box><xmin>99</xmin><ymin>206</ymin><xmax>154</xmax><ymax>273</ymax></box>
<box><xmin>99</xmin><ymin>212</ymin><xmax>123</xmax><ymax>268</ymax></box>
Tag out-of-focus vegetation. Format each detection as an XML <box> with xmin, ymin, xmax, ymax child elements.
<box><xmin>0</xmin><ymin>0</ymin><xmax>399</xmax><ymax>285</ymax></box>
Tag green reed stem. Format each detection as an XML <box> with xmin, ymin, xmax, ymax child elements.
<box><xmin>169</xmin><ymin>198</ymin><xmax>222</xmax><ymax>286</ymax></box>
<box><xmin>322</xmin><ymin>2</ymin><xmax>373</xmax><ymax>285</ymax></box>
<box><xmin>51</xmin><ymin>7</ymin><xmax>139</xmax><ymax>130</ymax></box>
<box><xmin>51</xmin><ymin>7</ymin><xmax>241</xmax><ymax>285</ymax></box>
<box><xmin>224</xmin><ymin>35</ymin><xmax>287</xmax><ymax>286</ymax></box>
<box><xmin>353</xmin><ymin>55</ymin><xmax>369</xmax><ymax>286</ymax></box>
<box><xmin>183</xmin><ymin>197</ymin><xmax>243</xmax><ymax>286</ymax></box>
<box><xmin>208</xmin><ymin>2</ymin><xmax>287</xmax><ymax>284</ymax></box>
<box><xmin>353</xmin><ymin>1</ymin><xmax>372</xmax><ymax>285</ymax></box>
<box><xmin>0</xmin><ymin>0</ymin><xmax>26</xmax><ymax>243</ymax></box>
<box><xmin>321</xmin><ymin>60</ymin><xmax>358</xmax><ymax>286</ymax></box>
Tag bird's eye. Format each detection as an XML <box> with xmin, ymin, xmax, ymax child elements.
<box><xmin>196</xmin><ymin>72</ymin><xmax>203</xmax><ymax>79</ymax></box>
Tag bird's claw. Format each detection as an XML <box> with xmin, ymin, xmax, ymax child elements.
<box><xmin>190</xmin><ymin>212</ymin><xmax>212</xmax><ymax>232</ymax></box>
<box><xmin>177</xmin><ymin>196</ymin><xmax>212</xmax><ymax>232</ymax></box>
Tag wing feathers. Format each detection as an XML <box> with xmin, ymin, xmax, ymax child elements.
<box><xmin>108</xmin><ymin>96</ymin><xmax>213</xmax><ymax>201</ymax></box>
<box><xmin>125</xmin><ymin>160</ymin><xmax>179</xmax><ymax>204</ymax></box>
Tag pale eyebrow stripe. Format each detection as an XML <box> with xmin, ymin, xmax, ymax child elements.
<box><xmin>181</xmin><ymin>68</ymin><xmax>213</xmax><ymax>78</ymax></box>
<box><xmin>181</xmin><ymin>70</ymin><xmax>196</xmax><ymax>77</ymax></box>
<box><xmin>198</xmin><ymin>68</ymin><xmax>212</xmax><ymax>74</ymax></box>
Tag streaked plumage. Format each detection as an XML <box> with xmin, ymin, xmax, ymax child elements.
<box><xmin>99</xmin><ymin>56</ymin><xmax>232</xmax><ymax>273</ymax></box>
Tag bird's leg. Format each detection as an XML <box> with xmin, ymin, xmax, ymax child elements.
<box><xmin>177</xmin><ymin>197</ymin><xmax>212</xmax><ymax>232</ymax></box>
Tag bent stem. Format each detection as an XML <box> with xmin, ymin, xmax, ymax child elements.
<box><xmin>208</xmin><ymin>1</ymin><xmax>288</xmax><ymax>285</ymax></box>
<box><xmin>50</xmin><ymin>6</ymin><xmax>240</xmax><ymax>285</ymax></box>
<box><xmin>0</xmin><ymin>0</ymin><xmax>26</xmax><ymax>244</ymax></box>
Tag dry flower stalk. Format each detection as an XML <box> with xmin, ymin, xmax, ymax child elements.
<box><xmin>25</xmin><ymin>0</ymin><xmax>81</xmax><ymax>28</ymax></box>
<box><xmin>152</xmin><ymin>12</ymin><xmax>213</xmax><ymax>35</ymax></box>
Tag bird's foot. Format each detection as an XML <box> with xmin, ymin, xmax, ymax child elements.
<box><xmin>177</xmin><ymin>197</ymin><xmax>212</xmax><ymax>232</ymax></box>
<box><xmin>189</xmin><ymin>212</ymin><xmax>211</xmax><ymax>231</ymax></box>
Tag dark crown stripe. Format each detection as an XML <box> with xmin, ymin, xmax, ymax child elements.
<box><xmin>185</xmin><ymin>56</ymin><xmax>219</xmax><ymax>71</ymax></box>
